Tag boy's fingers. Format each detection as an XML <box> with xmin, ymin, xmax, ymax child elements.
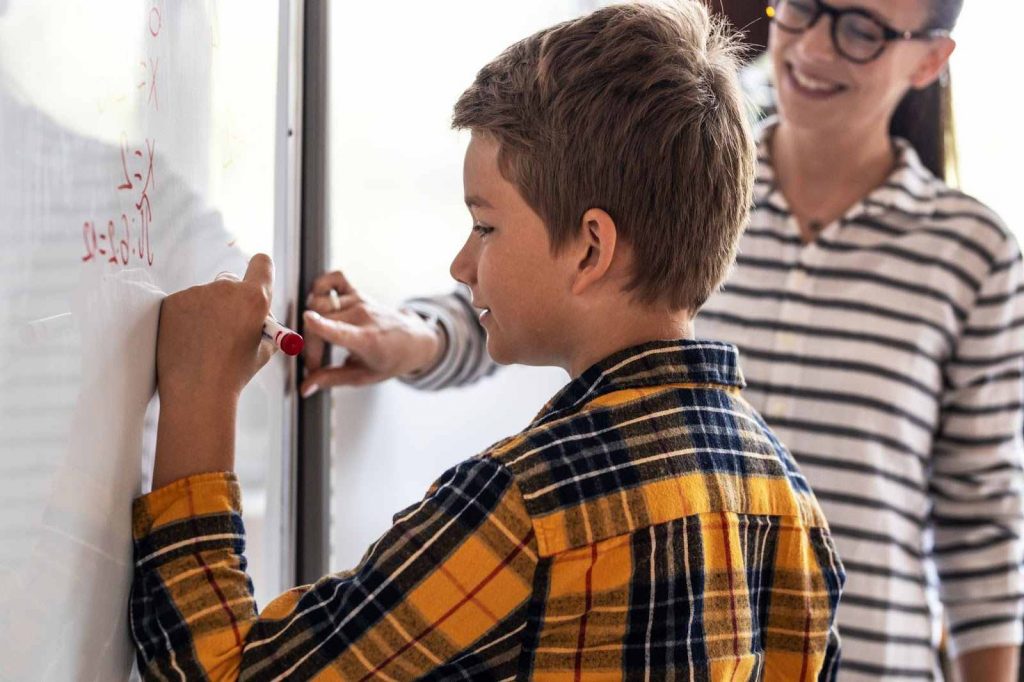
<box><xmin>243</xmin><ymin>254</ymin><xmax>275</xmax><ymax>304</ymax></box>
<box><xmin>310</xmin><ymin>270</ymin><xmax>355</xmax><ymax>297</ymax></box>
<box><xmin>257</xmin><ymin>335</ymin><xmax>279</xmax><ymax>368</ymax></box>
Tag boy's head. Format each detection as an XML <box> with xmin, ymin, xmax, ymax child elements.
<box><xmin>449</xmin><ymin>1</ymin><xmax>754</xmax><ymax>370</ymax></box>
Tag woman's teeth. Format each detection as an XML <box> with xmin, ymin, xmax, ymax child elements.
<box><xmin>791</xmin><ymin>66</ymin><xmax>842</xmax><ymax>93</ymax></box>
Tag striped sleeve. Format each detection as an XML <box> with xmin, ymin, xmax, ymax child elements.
<box><xmin>130</xmin><ymin>460</ymin><xmax>538</xmax><ymax>680</ymax></box>
<box><xmin>930</xmin><ymin>233</ymin><xmax>1024</xmax><ymax>658</ymax></box>
<box><xmin>399</xmin><ymin>286</ymin><xmax>498</xmax><ymax>390</ymax></box>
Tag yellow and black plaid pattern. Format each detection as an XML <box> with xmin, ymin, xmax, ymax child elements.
<box><xmin>131</xmin><ymin>340</ymin><xmax>844</xmax><ymax>680</ymax></box>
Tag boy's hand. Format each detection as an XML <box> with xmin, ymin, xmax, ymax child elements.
<box><xmin>157</xmin><ymin>254</ymin><xmax>277</xmax><ymax>407</ymax></box>
<box><xmin>151</xmin><ymin>254</ymin><xmax>276</xmax><ymax>489</ymax></box>
<box><xmin>300</xmin><ymin>270</ymin><xmax>444</xmax><ymax>396</ymax></box>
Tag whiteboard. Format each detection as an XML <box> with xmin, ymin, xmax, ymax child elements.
<box><xmin>0</xmin><ymin>2</ymin><xmax>299</xmax><ymax>679</ymax></box>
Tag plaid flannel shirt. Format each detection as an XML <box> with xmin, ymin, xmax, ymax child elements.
<box><xmin>131</xmin><ymin>339</ymin><xmax>844</xmax><ymax>680</ymax></box>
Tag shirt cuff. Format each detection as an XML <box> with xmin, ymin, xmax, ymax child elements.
<box><xmin>949</xmin><ymin>620</ymin><xmax>1024</xmax><ymax>659</ymax></box>
<box><xmin>399</xmin><ymin>298</ymin><xmax>456</xmax><ymax>390</ymax></box>
<box><xmin>947</xmin><ymin>603</ymin><xmax>1024</xmax><ymax>658</ymax></box>
<box><xmin>132</xmin><ymin>471</ymin><xmax>241</xmax><ymax>540</ymax></box>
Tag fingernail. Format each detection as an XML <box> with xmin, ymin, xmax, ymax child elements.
<box><xmin>301</xmin><ymin>383</ymin><xmax>319</xmax><ymax>398</ymax></box>
<box><xmin>304</xmin><ymin>310</ymin><xmax>320</xmax><ymax>321</ymax></box>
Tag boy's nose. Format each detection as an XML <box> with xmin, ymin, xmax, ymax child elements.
<box><xmin>450</xmin><ymin>237</ymin><xmax>477</xmax><ymax>287</ymax></box>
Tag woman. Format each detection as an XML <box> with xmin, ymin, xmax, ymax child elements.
<box><xmin>301</xmin><ymin>1</ymin><xmax>1023</xmax><ymax>678</ymax></box>
<box><xmin>698</xmin><ymin>1</ymin><xmax>1022</xmax><ymax>679</ymax></box>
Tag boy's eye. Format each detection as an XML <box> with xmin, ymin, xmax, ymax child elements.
<box><xmin>472</xmin><ymin>224</ymin><xmax>494</xmax><ymax>237</ymax></box>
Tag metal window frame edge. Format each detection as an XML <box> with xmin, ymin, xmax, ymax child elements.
<box><xmin>293</xmin><ymin>0</ymin><xmax>331</xmax><ymax>585</ymax></box>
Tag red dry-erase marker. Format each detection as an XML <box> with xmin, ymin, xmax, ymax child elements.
<box><xmin>264</xmin><ymin>317</ymin><xmax>304</xmax><ymax>356</ymax></box>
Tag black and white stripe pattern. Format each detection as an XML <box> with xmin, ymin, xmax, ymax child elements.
<box><xmin>407</xmin><ymin>128</ymin><xmax>1024</xmax><ymax>679</ymax></box>
<box><xmin>697</xmin><ymin>129</ymin><xmax>1024</xmax><ymax>680</ymax></box>
<box><xmin>401</xmin><ymin>285</ymin><xmax>499</xmax><ymax>391</ymax></box>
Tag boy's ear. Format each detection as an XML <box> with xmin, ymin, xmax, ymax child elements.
<box><xmin>570</xmin><ymin>208</ymin><xmax>618</xmax><ymax>297</ymax></box>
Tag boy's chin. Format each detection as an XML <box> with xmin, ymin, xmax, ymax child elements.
<box><xmin>485</xmin><ymin>335</ymin><xmax>542</xmax><ymax>368</ymax></box>
<box><xmin>485</xmin><ymin>337</ymin><xmax>517</xmax><ymax>366</ymax></box>
<box><xmin>486</xmin><ymin>338</ymin><xmax>562</xmax><ymax>370</ymax></box>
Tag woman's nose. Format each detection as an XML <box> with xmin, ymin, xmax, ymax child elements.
<box><xmin>795</xmin><ymin>12</ymin><xmax>839</xmax><ymax>62</ymax></box>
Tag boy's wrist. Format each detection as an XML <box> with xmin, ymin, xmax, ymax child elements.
<box><xmin>152</xmin><ymin>392</ymin><xmax>238</xmax><ymax>490</ymax></box>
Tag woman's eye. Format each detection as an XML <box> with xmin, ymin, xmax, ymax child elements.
<box><xmin>472</xmin><ymin>224</ymin><xmax>494</xmax><ymax>236</ymax></box>
<box><xmin>844</xmin><ymin>24</ymin><xmax>880</xmax><ymax>43</ymax></box>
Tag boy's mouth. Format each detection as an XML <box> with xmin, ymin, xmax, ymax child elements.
<box><xmin>469</xmin><ymin>291</ymin><xmax>490</xmax><ymax>321</ymax></box>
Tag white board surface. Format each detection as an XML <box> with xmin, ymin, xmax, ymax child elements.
<box><xmin>0</xmin><ymin>2</ymin><xmax>297</xmax><ymax>678</ymax></box>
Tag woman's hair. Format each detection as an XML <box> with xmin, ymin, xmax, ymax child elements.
<box><xmin>889</xmin><ymin>0</ymin><xmax>963</xmax><ymax>182</ymax></box>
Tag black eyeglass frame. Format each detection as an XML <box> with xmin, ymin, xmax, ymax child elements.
<box><xmin>767</xmin><ymin>0</ymin><xmax>951</xmax><ymax>64</ymax></box>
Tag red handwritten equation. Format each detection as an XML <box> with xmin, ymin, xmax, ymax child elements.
<box><xmin>82</xmin><ymin>3</ymin><xmax>162</xmax><ymax>267</ymax></box>
<box><xmin>137</xmin><ymin>58</ymin><xmax>159</xmax><ymax>112</ymax></box>
<box><xmin>82</xmin><ymin>136</ymin><xmax>156</xmax><ymax>266</ymax></box>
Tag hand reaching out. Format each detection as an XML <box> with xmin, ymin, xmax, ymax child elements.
<box><xmin>301</xmin><ymin>270</ymin><xmax>444</xmax><ymax>397</ymax></box>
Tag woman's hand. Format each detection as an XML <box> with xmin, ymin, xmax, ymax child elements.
<box><xmin>300</xmin><ymin>270</ymin><xmax>444</xmax><ymax>397</ymax></box>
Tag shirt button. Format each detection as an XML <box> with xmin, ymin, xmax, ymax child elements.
<box><xmin>788</xmin><ymin>270</ymin><xmax>808</xmax><ymax>290</ymax></box>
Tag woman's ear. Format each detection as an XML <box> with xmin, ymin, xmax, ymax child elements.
<box><xmin>571</xmin><ymin>208</ymin><xmax>618</xmax><ymax>296</ymax></box>
<box><xmin>910</xmin><ymin>37</ymin><xmax>955</xmax><ymax>90</ymax></box>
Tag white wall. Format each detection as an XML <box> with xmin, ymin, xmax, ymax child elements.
<box><xmin>950</xmin><ymin>3</ymin><xmax>1024</xmax><ymax>239</ymax></box>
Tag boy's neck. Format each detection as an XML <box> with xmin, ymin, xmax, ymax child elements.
<box><xmin>565</xmin><ymin>307</ymin><xmax>693</xmax><ymax>378</ymax></box>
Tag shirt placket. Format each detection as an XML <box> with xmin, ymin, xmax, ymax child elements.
<box><xmin>764</xmin><ymin>222</ymin><xmax>819</xmax><ymax>418</ymax></box>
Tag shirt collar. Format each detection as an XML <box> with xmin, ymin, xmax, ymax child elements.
<box><xmin>753</xmin><ymin>117</ymin><xmax>938</xmax><ymax>221</ymax></box>
<box><xmin>864</xmin><ymin>137</ymin><xmax>938</xmax><ymax>218</ymax></box>
<box><xmin>534</xmin><ymin>339</ymin><xmax>745</xmax><ymax>426</ymax></box>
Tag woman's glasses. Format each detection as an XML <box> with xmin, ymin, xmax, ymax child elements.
<box><xmin>766</xmin><ymin>0</ymin><xmax>949</xmax><ymax>64</ymax></box>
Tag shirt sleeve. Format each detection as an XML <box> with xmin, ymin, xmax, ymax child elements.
<box><xmin>130</xmin><ymin>458</ymin><xmax>538</xmax><ymax>680</ymax></box>
<box><xmin>930</xmin><ymin>235</ymin><xmax>1024</xmax><ymax>658</ymax></box>
<box><xmin>399</xmin><ymin>285</ymin><xmax>499</xmax><ymax>390</ymax></box>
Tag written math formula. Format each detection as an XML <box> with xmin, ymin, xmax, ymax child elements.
<box><xmin>81</xmin><ymin>3</ymin><xmax>162</xmax><ymax>268</ymax></box>
<box><xmin>82</xmin><ymin>136</ymin><xmax>155</xmax><ymax>266</ymax></box>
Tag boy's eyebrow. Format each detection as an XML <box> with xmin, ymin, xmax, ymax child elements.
<box><xmin>465</xmin><ymin>195</ymin><xmax>493</xmax><ymax>209</ymax></box>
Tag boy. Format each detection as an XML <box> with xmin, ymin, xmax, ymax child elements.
<box><xmin>131</xmin><ymin>2</ymin><xmax>843</xmax><ymax>679</ymax></box>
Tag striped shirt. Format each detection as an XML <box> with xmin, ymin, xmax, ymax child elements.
<box><xmin>404</xmin><ymin>128</ymin><xmax>1024</xmax><ymax>680</ymax></box>
<box><xmin>130</xmin><ymin>340</ymin><xmax>844</xmax><ymax>680</ymax></box>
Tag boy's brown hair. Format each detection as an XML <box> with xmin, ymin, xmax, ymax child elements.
<box><xmin>452</xmin><ymin>1</ymin><xmax>755</xmax><ymax>312</ymax></box>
